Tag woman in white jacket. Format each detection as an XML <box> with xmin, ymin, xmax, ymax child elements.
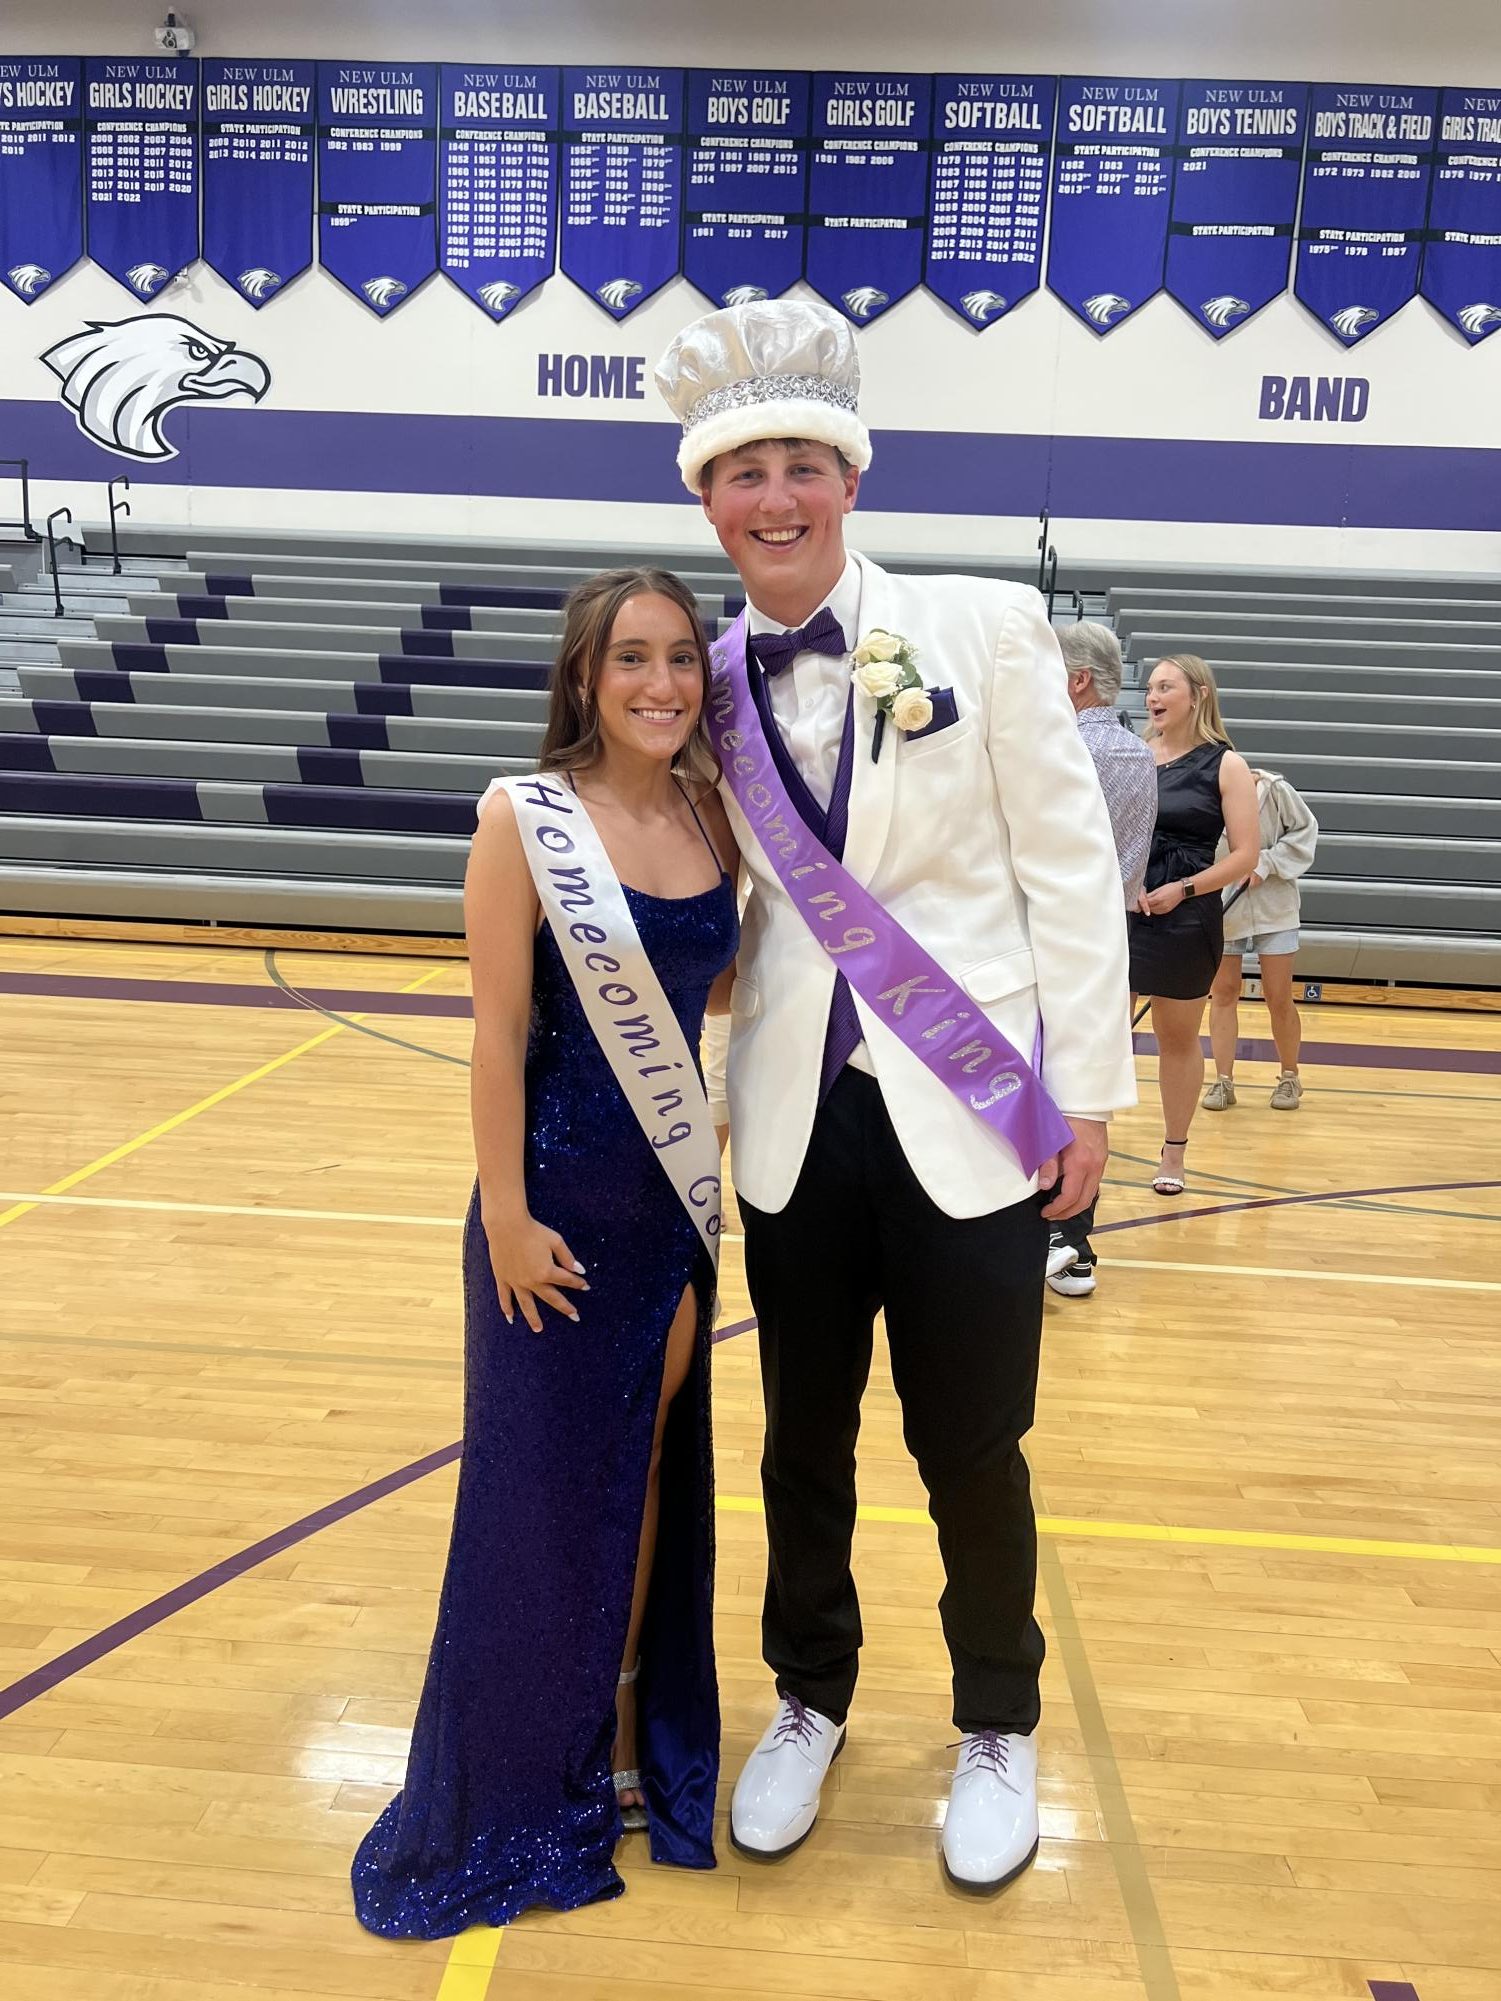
<box><xmin>1204</xmin><ymin>769</ymin><xmax>1319</xmax><ymax>1112</ymax></box>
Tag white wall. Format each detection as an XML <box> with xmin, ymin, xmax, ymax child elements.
<box><xmin>4</xmin><ymin>0</ymin><xmax>1500</xmax><ymax>571</ymax></box>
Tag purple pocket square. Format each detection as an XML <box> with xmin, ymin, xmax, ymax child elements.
<box><xmin>907</xmin><ymin>687</ymin><xmax>960</xmax><ymax>742</ymax></box>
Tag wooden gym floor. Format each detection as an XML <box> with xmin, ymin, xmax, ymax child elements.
<box><xmin>1</xmin><ymin>934</ymin><xmax>1499</xmax><ymax>2001</ymax></box>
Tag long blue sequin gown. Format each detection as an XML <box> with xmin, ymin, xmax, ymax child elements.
<box><xmin>352</xmin><ymin>869</ymin><xmax>738</xmax><ymax>1938</ymax></box>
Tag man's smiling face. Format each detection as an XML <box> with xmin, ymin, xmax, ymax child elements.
<box><xmin>700</xmin><ymin>438</ymin><xmax>860</xmax><ymax>624</ymax></box>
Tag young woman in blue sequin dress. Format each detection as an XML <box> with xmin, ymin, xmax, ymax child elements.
<box><xmin>352</xmin><ymin>570</ymin><xmax>739</xmax><ymax>1938</ymax></box>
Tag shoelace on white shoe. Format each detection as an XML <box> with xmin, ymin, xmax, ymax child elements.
<box><xmin>953</xmin><ymin>1729</ymin><xmax>1023</xmax><ymax>1793</ymax></box>
<box><xmin>769</xmin><ymin>1695</ymin><xmax>824</xmax><ymax>1753</ymax></box>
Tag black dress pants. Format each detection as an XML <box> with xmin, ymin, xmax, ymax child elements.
<box><xmin>739</xmin><ymin>1069</ymin><xmax>1048</xmax><ymax>1736</ymax></box>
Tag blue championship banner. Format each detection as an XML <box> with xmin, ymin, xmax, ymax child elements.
<box><xmin>317</xmin><ymin>62</ymin><xmax>438</xmax><ymax>316</ymax></box>
<box><xmin>1422</xmin><ymin>89</ymin><xmax>1501</xmax><ymax>345</ymax></box>
<box><xmin>684</xmin><ymin>70</ymin><xmax>810</xmax><ymax>306</ymax></box>
<box><xmin>202</xmin><ymin>58</ymin><xmax>314</xmax><ymax>307</ymax></box>
<box><xmin>1048</xmin><ymin>76</ymin><xmax>1179</xmax><ymax>333</ymax></box>
<box><xmin>925</xmin><ymin>73</ymin><xmax>1055</xmax><ymax>329</ymax></box>
<box><xmin>1296</xmin><ymin>83</ymin><xmax>1439</xmax><ymax>346</ymax></box>
<box><xmin>440</xmin><ymin>65</ymin><xmax>559</xmax><ymax>321</ymax></box>
<box><xmin>806</xmin><ymin>72</ymin><xmax>932</xmax><ymax>325</ymax></box>
<box><xmin>0</xmin><ymin>56</ymin><xmax>83</xmax><ymax>303</ymax></box>
<box><xmin>84</xmin><ymin>56</ymin><xmax>199</xmax><ymax>301</ymax></box>
<box><xmin>561</xmin><ymin>67</ymin><xmax>684</xmax><ymax>319</ymax></box>
<box><xmin>1166</xmin><ymin>81</ymin><xmax>1307</xmax><ymax>337</ymax></box>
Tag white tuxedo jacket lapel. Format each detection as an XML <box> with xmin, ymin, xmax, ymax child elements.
<box><xmin>840</xmin><ymin>552</ymin><xmax>899</xmax><ymax>885</ymax></box>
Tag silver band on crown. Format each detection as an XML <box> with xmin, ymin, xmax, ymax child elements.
<box><xmin>682</xmin><ymin>372</ymin><xmax>860</xmax><ymax>434</ymax></box>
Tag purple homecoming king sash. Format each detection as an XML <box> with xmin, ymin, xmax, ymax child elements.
<box><xmin>710</xmin><ymin>614</ymin><xmax>1073</xmax><ymax>1178</ymax></box>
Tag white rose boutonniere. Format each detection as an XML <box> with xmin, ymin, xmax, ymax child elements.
<box><xmin>851</xmin><ymin>628</ymin><xmax>926</xmax><ymax>762</ymax></box>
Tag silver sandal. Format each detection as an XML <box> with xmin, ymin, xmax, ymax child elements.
<box><xmin>614</xmin><ymin>1664</ymin><xmax>648</xmax><ymax>1830</ymax></box>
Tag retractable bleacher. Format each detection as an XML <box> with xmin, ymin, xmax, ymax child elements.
<box><xmin>2</xmin><ymin>526</ymin><xmax>1497</xmax><ymax>989</ymax></box>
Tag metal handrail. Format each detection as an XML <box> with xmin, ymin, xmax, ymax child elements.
<box><xmin>1035</xmin><ymin>508</ymin><xmax>1050</xmax><ymax>591</ymax></box>
<box><xmin>1</xmin><ymin>456</ymin><xmax>41</xmax><ymax>542</ymax></box>
<box><xmin>107</xmin><ymin>474</ymin><xmax>132</xmax><ymax>575</ymax></box>
<box><xmin>45</xmin><ymin>506</ymin><xmax>76</xmax><ymax>618</ymax></box>
<box><xmin>1045</xmin><ymin>544</ymin><xmax>1059</xmax><ymax>618</ymax></box>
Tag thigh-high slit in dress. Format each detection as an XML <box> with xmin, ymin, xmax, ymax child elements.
<box><xmin>352</xmin><ymin>868</ymin><xmax>738</xmax><ymax>1938</ymax></box>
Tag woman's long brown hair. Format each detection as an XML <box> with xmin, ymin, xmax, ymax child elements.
<box><xmin>537</xmin><ymin>568</ymin><xmax>718</xmax><ymax>778</ymax></box>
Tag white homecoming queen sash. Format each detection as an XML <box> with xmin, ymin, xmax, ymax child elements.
<box><xmin>482</xmin><ymin>774</ymin><xmax>722</xmax><ymax>1267</ymax></box>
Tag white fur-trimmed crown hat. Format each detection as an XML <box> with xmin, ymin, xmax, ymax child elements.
<box><xmin>655</xmin><ymin>299</ymin><xmax>873</xmax><ymax>492</ymax></box>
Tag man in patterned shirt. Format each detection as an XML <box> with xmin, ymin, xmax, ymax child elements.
<box><xmin>1047</xmin><ymin>622</ymin><xmax>1157</xmax><ymax>1297</ymax></box>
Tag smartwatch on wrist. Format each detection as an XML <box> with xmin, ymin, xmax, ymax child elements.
<box><xmin>1181</xmin><ymin>879</ymin><xmax>1197</xmax><ymax>899</ymax></box>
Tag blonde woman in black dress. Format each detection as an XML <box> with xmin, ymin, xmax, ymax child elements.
<box><xmin>1128</xmin><ymin>654</ymin><xmax>1259</xmax><ymax>1195</ymax></box>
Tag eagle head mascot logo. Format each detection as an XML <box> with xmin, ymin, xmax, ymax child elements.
<box><xmin>960</xmin><ymin>289</ymin><xmax>1008</xmax><ymax>324</ymax></box>
<box><xmin>127</xmin><ymin>262</ymin><xmax>170</xmax><ymax>298</ymax></box>
<box><xmin>479</xmin><ymin>280</ymin><xmax>521</xmax><ymax>315</ymax></box>
<box><xmin>597</xmin><ymin>277</ymin><xmax>643</xmax><ymax>311</ymax></box>
<box><xmin>1330</xmin><ymin>304</ymin><xmax>1378</xmax><ymax>339</ymax></box>
<box><xmin>1201</xmin><ymin>294</ymin><xmax>1250</xmax><ymax>330</ymax></box>
<box><xmin>1458</xmin><ymin>302</ymin><xmax>1501</xmax><ymax>338</ymax></box>
<box><xmin>238</xmin><ymin>268</ymin><xmax>284</xmax><ymax>303</ymax></box>
<box><xmin>1083</xmin><ymin>291</ymin><xmax>1131</xmax><ymax>328</ymax></box>
<box><xmin>841</xmin><ymin>285</ymin><xmax>889</xmax><ymax>321</ymax></box>
<box><xmin>723</xmin><ymin>284</ymin><xmax>768</xmax><ymax>306</ymax></box>
<box><xmin>40</xmin><ymin>313</ymin><xmax>271</xmax><ymax>462</ymax></box>
<box><xmin>362</xmin><ymin>276</ymin><xmax>408</xmax><ymax>311</ymax></box>
<box><xmin>7</xmin><ymin>263</ymin><xmax>52</xmax><ymax>300</ymax></box>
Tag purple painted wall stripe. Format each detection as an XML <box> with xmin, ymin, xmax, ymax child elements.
<box><xmin>3</xmin><ymin>396</ymin><xmax>1501</xmax><ymax>531</ymax></box>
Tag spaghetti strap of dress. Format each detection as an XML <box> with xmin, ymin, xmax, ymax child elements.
<box><xmin>674</xmin><ymin>778</ymin><xmax>725</xmax><ymax>873</ymax></box>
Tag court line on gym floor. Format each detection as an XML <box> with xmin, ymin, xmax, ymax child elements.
<box><xmin>4</xmin><ymin>1163</ymin><xmax>1500</xmax><ymax>1726</ymax></box>
<box><xmin>1036</xmin><ymin>1474</ymin><xmax>1180</xmax><ymax>2001</ymax></box>
<box><xmin>8</xmin><ymin>1186</ymin><xmax>1500</xmax><ymax>1291</ymax></box>
<box><xmin>1</xmin><ymin>1170</ymin><xmax>1494</xmax><ymax>2001</ymax></box>
<box><xmin>6</xmin><ymin>966</ymin><xmax>1500</xmax><ymax>1076</ymax></box>
<box><xmin>0</xmin><ymin>965</ymin><xmax>451</xmax><ymax>1235</ymax></box>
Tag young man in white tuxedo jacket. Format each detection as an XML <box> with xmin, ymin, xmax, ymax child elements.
<box><xmin>656</xmin><ymin>300</ymin><xmax>1135</xmax><ymax>1892</ymax></box>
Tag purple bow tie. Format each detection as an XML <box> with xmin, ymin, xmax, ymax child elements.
<box><xmin>747</xmin><ymin>605</ymin><xmax>849</xmax><ymax>677</ymax></box>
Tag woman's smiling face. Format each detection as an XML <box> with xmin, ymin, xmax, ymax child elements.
<box><xmin>589</xmin><ymin>592</ymin><xmax>706</xmax><ymax>764</ymax></box>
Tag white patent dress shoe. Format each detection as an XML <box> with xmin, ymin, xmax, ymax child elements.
<box><xmin>941</xmin><ymin>1730</ymin><xmax>1040</xmax><ymax>1892</ymax></box>
<box><xmin>730</xmin><ymin>1695</ymin><xmax>846</xmax><ymax>1859</ymax></box>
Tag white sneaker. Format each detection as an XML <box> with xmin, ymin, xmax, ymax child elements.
<box><xmin>941</xmin><ymin>1730</ymin><xmax>1040</xmax><ymax>1893</ymax></box>
<box><xmin>730</xmin><ymin>1695</ymin><xmax>846</xmax><ymax>1860</ymax></box>
<box><xmin>1046</xmin><ymin>1256</ymin><xmax>1096</xmax><ymax>1299</ymax></box>
<box><xmin>1045</xmin><ymin>1234</ymin><xmax>1075</xmax><ymax>1280</ymax></box>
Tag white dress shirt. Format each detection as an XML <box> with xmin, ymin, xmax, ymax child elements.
<box><xmin>746</xmin><ymin>556</ymin><xmax>863</xmax><ymax>813</ymax></box>
<box><xmin>744</xmin><ymin>555</ymin><xmax>873</xmax><ymax>1072</ymax></box>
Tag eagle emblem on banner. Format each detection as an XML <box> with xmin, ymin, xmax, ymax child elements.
<box><xmin>960</xmin><ymin>290</ymin><xmax>1008</xmax><ymax>324</ymax></box>
<box><xmin>1329</xmin><ymin>304</ymin><xmax>1378</xmax><ymax>339</ymax></box>
<box><xmin>1201</xmin><ymin>295</ymin><xmax>1250</xmax><ymax>329</ymax></box>
<box><xmin>723</xmin><ymin>284</ymin><xmax>768</xmax><ymax>305</ymax></box>
<box><xmin>1083</xmin><ymin>292</ymin><xmax>1130</xmax><ymax>328</ymax></box>
<box><xmin>40</xmin><ymin>313</ymin><xmax>270</xmax><ymax>462</ymax></box>
<box><xmin>841</xmin><ymin>286</ymin><xmax>889</xmax><ymax>320</ymax></box>
<box><xmin>596</xmin><ymin>278</ymin><xmax>644</xmax><ymax>311</ymax></box>
<box><xmin>126</xmin><ymin>262</ymin><xmax>171</xmax><ymax>298</ymax></box>
<box><xmin>362</xmin><ymin>276</ymin><xmax>408</xmax><ymax>311</ymax></box>
<box><xmin>238</xmin><ymin>268</ymin><xmax>284</xmax><ymax>303</ymax></box>
<box><xmin>1458</xmin><ymin>302</ymin><xmax>1501</xmax><ymax>338</ymax></box>
<box><xmin>7</xmin><ymin>263</ymin><xmax>52</xmax><ymax>300</ymax></box>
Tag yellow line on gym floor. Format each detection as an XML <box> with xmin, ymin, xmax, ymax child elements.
<box><xmin>0</xmin><ymin>966</ymin><xmax>448</xmax><ymax>1234</ymax></box>
<box><xmin>435</xmin><ymin>1923</ymin><xmax>503</xmax><ymax>1999</ymax></box>
<box><xmin>716</xmin><ymin>1494</ymin><xmax>1501</xmax><ymax>1563</ymax></box>
<box><xmin>0</xmin><ymin>1190</ymin><xmax>465</xmax><ymax>1227</ymax></box>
